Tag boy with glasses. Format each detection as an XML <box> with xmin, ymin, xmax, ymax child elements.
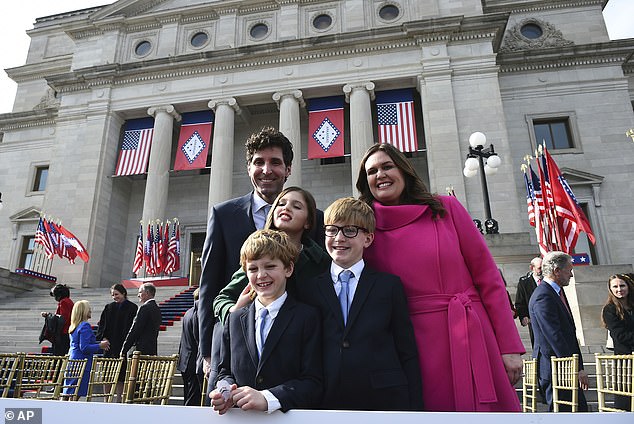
<box><xmin>296</xmin><ymin>197</ymin><xmax>423</xmax><ymax>411</ymax></box>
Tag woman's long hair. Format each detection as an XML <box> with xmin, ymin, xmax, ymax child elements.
<box><xmin>355</xmin><ymin>143</ymin><xmax>445</xmax><ymax>218</ymax></box>
<box><xmin>69</xmin><ymin>300</ymin><xmax>91</xmax><ymax>333</ymax></box>
<box><xmin>601</xmin><ymin>274</ymin><xmax>634</xmax><ymax>326</ymax></box>
<box><xmin>264</xmin><ymin>186</ymin><xmax>317</xmax><ymax>243</ymax></box>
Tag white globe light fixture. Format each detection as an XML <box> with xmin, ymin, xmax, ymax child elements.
<box><xmin>463</xmin><ymin>132</ymin><xmax>501</xmax><ymax>234</ymax></box>
<box><xmin>469</xmin><ymin>131</ymin><xmax>487</xmax><ymax>149</ymax></box>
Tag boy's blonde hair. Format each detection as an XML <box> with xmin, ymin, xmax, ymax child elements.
<box><xmin>240</xmin><ymin>229</ymin><xmax>299</xmax><ymax>270</ymax></box>
<box><xmin>324</xmin><ymin>197</ymin><xmax>376</xmax><ymax>233</ymax></box>
<box><xmin>69</xmin><ymin>300</ymin><xmax>91</xmax><ymax>334</ymax></box>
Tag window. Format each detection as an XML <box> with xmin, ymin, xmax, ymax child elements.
<box><xmin>378</xmin><ymin>4</ymin><xmax>400</xmax><ymax>21</ymax></box>
<box><xmin>249</xmin><ymin>23</ymin><xmax>269</xmax><ymax>40</ymax></box>
<box><xmin>33</xmin><ymin>166</ymin><xmax>49</xmax><ymax>192</ymax></box>
<box><xmin>533</xmin><ymin>119</ymin><xmax>573</xmax><ymax>150</ymax></box>
<box><xmin>520</xmin><ymin>23</ymin><xmax>543</xmax><ymax>39</ymax></box>
<box><xmin>134</xmin><ymin>40</ymin><xmax>152</xmax><ymax>57</ymax></box>
<box><xmin>312</xmin><ymin>14</ymin><xmax>333</xmax><ymax>30</ymax></box>
<box><xmin>19</xmin><ymin>236</ymin><xmax>35</xmax><ymax>269</ymax></box>
<box><xmin>190</xmin><ymin>32</ymin><xmax>209</xmax><ymax>48</ymax></box>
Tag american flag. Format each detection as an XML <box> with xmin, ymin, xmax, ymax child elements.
<box><xmin>376</xmin><ymin>89</ymin><xmax>418</xmax><ymax>152</ymax></box>
<box><xmin>529</xmin><ymin>166</ymin><xmax>549</xmax><ymax>256</ymax></box>
<box><xmin>144</xmin><ymin>223</ymin><xmax>154</xmax><ymax>274</ymax></box>
<box><xmin>115</xmin><ymin>118</ymin><xmax>154</xmax><ymax>176</ymax></box>
<box><xmin>132</xmin><ymin>223</ymin><xmax>144</xmax><ymax>274</ymax></box>
<box><xmin>164</xmin><ymin>220</ymin><xmax>180</xmax><ymax>274</ymax></box>
<box><xmin>153</xmin><ymin>221</ymin><xmax>163</xmax><ymax>274</ymax></box>
<box><xmin>35</xmin><ymin>218</ymin><xmax>54</xmax><ymax>258</ymax></box>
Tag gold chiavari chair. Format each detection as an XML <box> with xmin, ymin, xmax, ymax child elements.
<box><xmin>522</xmin><ymin>358</ymin><xmax>538</xmax><ymax>412</ymax></box>
<box><xmin>200</xmin><ymin>375</ymin><xmax>208</xmax><ymax>406</ymax></box>
<box><xmin>86</xmin><ymin>357</ymin><xmax>124</xmax><ymax>402</ymax></box>
<box><xmin>551</xmin><ymin>354</ymin><xmax>579</xmax><ymax>412</ymax></box>
<box><xmin>595</xmin><ymin>353</ymin><xmax>634</xmax><ymax>412</ymax></box>
<box><xmin>59</xmin><ymin>358</ymin><xmax>88</xmax><ymax>401</ymax></box>
<box><xmin>123</xmin><ymin>351</ymin><xmax>179</xmax><ymax>405</ymax></box>
<box><xmin>0</xmin><ymin>353</ymin><xmax>24</xmax><ymax>398</ymax></box>
<box><xmin>15</xmin><ymin>354</ymin><xmax>68</xmax><ymax>399</ymax></box>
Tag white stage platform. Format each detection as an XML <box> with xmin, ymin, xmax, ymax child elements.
<box><xmin>1</xmin><ymin>398</ymin><xmax>632</xmax><ymax>424</ymax></box>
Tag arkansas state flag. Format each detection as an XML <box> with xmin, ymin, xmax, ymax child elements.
<box><xmin>174</xmin><ymin>111</ymin><xmax>213</xmax><ymax>171</ymax></box>
<box><xmin>308</xmin><ymin>96</ymin><xmax>345</xmax><ymax>159</ymax></box>
<box><xmin>376</xmin><ymin>89</ymin><xmax>418</xmax><ymax>152</ymax></box>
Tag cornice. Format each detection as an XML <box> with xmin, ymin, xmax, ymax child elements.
<box><xmin>498</xmin><ymin>41</ymin><xmax>634</xmax><ymax>73</ymax></box>
<box><xmin>482</xmin><ymin>0</ymin><xmax>604</xmax><ymax>15</ymax></box>
<box><xmin>0</xmin><ymin>109</ymin><xmax>58</xmax><ymax>132</ymax></box>
<box><xmin>5</xmin><ymin>58</ymin><xmax>73</xmax><ymax>83</ymax></box>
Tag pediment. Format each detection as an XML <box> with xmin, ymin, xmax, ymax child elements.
<box><xmin>90</xmin><ymin>0</ymin><xmax>225</xmax><ymax>21</ymax></box>
<box><xmin>9</xmin><ymin>207</ymin><xmax>42</xmax><ymax>223</ymax></box>
<box><xmin>560</xmin><ymin>167</ymin><xmax>603</xmax><ymax>186</ymax></box>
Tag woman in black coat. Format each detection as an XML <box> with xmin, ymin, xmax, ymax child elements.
<box><xmin>601</xmin><ymin>273</ymin><xmax>634</xmax><ymax>411</ymax></box>
<box><xmin>96</xmin><ymin>283</ymin><xmax>138</xmax><ymax>402</ymax></box>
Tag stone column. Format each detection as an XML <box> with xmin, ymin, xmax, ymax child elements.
<box><xmin>143</xmin><ymin>105</ymin><xmax>181</xmax><ymax>226</ymax></box>
<box><xmin>273</xmin><ymin>89</ymin><xmax>304</xmax><ymax>188</ymax></box>
<box><xmin>207</xmin><ymin>98</ymin><xmax>241</xmax><ymax>213</ymax></box>
<box><xmin>343</xmin><ymin>81</ymin><xmax>375</xmax><ymax>194</ymax></box>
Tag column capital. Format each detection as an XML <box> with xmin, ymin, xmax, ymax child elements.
<box><xmin>147</xmin><ymin>104</ymin><xmax>181</xmax><ymax>121</ymax></box>
<box><xmin>272</xmin><ymin>89</ymin><xmax>305</xmax><ymax>109</ymax></box>
<box><xmin>343</xmin><ymin>81</ymin><xmax>375</xmax><ymax>102</ymax></box>
<box><xmin>208</xmin><ymin>98</ymin><xmax>241</xmax><ymax>114</ymax></box>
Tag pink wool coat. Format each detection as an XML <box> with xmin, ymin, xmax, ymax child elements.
<box><xmin>364</xmin><ymin>196</ymin><xmax>524</xmax><ymax>412</ymax></box>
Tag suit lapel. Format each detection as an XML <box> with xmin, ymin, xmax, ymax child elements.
<box><xmin>258</xmin><ymin>298</ymin><xmax>295</xmax><ymax>369</ymax></box>
<box><xmin>346</xmin><ymin>268</ymin><xmax>374</xmax><ymax>332</ymax></box>
<box><xmin>545</xmin><ymin>284</ymin><xmax>575</xmax><ymax>327</ymax></box>
<box><xmin>240</xmin><ymin>304</ymin><xmax>259</xmax><ymax>366</ymax></box>
<box><xmin>315</xmin><ymin>272</ymin><xmax>345</xmax><ymax>328</ymax></box>
<box><xmin>237</xmin><ymin>192</ymin><xmax>256</xmax><ymax>230</ymax></box>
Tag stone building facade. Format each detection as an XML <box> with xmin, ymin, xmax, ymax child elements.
<box><xmin>0</xmin><ymin>0</ymin><xmax>633</xmax><ymax>290</ymax></box>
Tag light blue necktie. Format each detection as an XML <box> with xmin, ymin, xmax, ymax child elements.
<box><xmin>338</xmin><ymin>270</ymin><xmax>353</xmax><ymax>324</ymax></box>
<box><xmin>257</xmin><ymin>308</ymin><xmax>269</xmax><ymax>358</ymax></box>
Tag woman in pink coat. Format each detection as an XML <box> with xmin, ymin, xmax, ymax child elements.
<box><xmin>356</xmin><ymin>143</ymin><xmax>524</xmax><ymax>412</ymax></box>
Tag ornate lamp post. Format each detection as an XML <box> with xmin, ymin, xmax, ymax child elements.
<box><xmin>462</xmin><ymin>132</ymin><xmax>501</xmax><ymax>234</ymax></box>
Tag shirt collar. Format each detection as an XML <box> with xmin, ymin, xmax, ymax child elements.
<box><xmin>330</xmin><ymin>259</ymin><xmax>364</xmax><ymax>284</ymax></box>
<box><xmin>252</xmin><ymin>193</ymin><xmax>270</xmax><ymax>214</ymax></box>
<box><xmin>255</xmin><ymin>292</ymin><xmax>287</xmax><ymax>320</ymax></box>
<box><xmin>543</xmin><ymin>279</ymin><xmax>561</xmax><ymax>295</ymax></box>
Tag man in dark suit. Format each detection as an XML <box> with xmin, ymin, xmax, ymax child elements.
<box><xmin>210</xmin><ymin>230</ymin><xmax>322</xmax><ymax>413</ymax></box>
<box><xmin>178</xmin><ymin>288</ymin><xmax>202</xmax><ymax>406</ymax></box>
<box><xmin>515</xmin><ymin>256</ymin><xmax>542</xmax><ymax>347</ymax></box>
<box><xmin>197</xmin><ymin>127</ymin><xmax>324</xmax><ymax>384</ymax></box>
<box><xmin>295</xmin><ymin>198</ymin><xmax>423</xmax><ymax>411</ymax></box>
<box><xmin>121</xmin><ymin>283</ymin><xmax>162</xmax><ymax>356</ymax></box>
<box><xmin>529</xmin><ymin>251</ymin><xmax>588</xmax><ymax>412</ymax></box>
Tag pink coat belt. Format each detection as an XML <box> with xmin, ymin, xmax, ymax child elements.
<box><xmin>407</xmin><ymin>286</ymin><xmax>497</xmax><ymax>410</ymax></box>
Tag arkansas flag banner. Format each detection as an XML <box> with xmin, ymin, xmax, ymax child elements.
<box><xmin>174</xmin><ymin>111</ymin><xmax>213</xmax><ymax>171</ymax></box>
<box><xmin>308</xmin><ymin>96</ymin><xmax>345</xmax><ymax>159</ymax></box>
<box><xmin>376</xmin><ymin>89</ymin><xmax>418</xmax><ymax>152</ymax></box>
<box><xmin>115</xmin><ymin>118</ymin><xmax>154</xmax><ymax>176</ymax></box>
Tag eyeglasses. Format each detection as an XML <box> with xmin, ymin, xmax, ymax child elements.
<box><xmin>324</xmin><ymin>225</ymin><xmax>367</xmax><ymax>238</ymax></box>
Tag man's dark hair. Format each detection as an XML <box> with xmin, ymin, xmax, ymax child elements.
<box><xmin>245</xmin><ymin>126</ymin><xmax>293</xmax><ymax>167</ymax></box>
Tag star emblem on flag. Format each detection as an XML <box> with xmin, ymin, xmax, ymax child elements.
<box><xmin>181</xmin><ymin>131</ymin><xmax>207</xmax><ymax>164</ymax></box>
<box><xmin>312</xmin><ymin>118</ymin><xmax>340</xmax><ymax>152</ymax></box>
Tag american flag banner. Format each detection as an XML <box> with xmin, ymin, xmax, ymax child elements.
<box><xmin>132</xmin><ymin>222</ymin><xmax>144</xmax><ymax>274</ymax></box>
<box><xmin>376</xmin><ymin>89</ymin><xmax>418</xmax><ymax>152</ymax></box>
<box><xmin>543</xmin><ymin>145</ymin><xmax>596</xmax><ymax>252</ymax></box>
<box><xmin>114</xmin><ymin>118</ymin><xmax>154</xmax><ymax>176</ymax></box>
<box><xmin>174</xmin><ymin>111</ymin><xmax>213</xmax><ymax>171</ymax></box>
<box><xmin>307</xmin><ymin>96</ymin><xmax>345</xmax><ymax>159</ymax></box>
<box><xmin>35</xmin><ymin>218</ymin><xmax>54</xmax><ymax>258</ymax></box>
